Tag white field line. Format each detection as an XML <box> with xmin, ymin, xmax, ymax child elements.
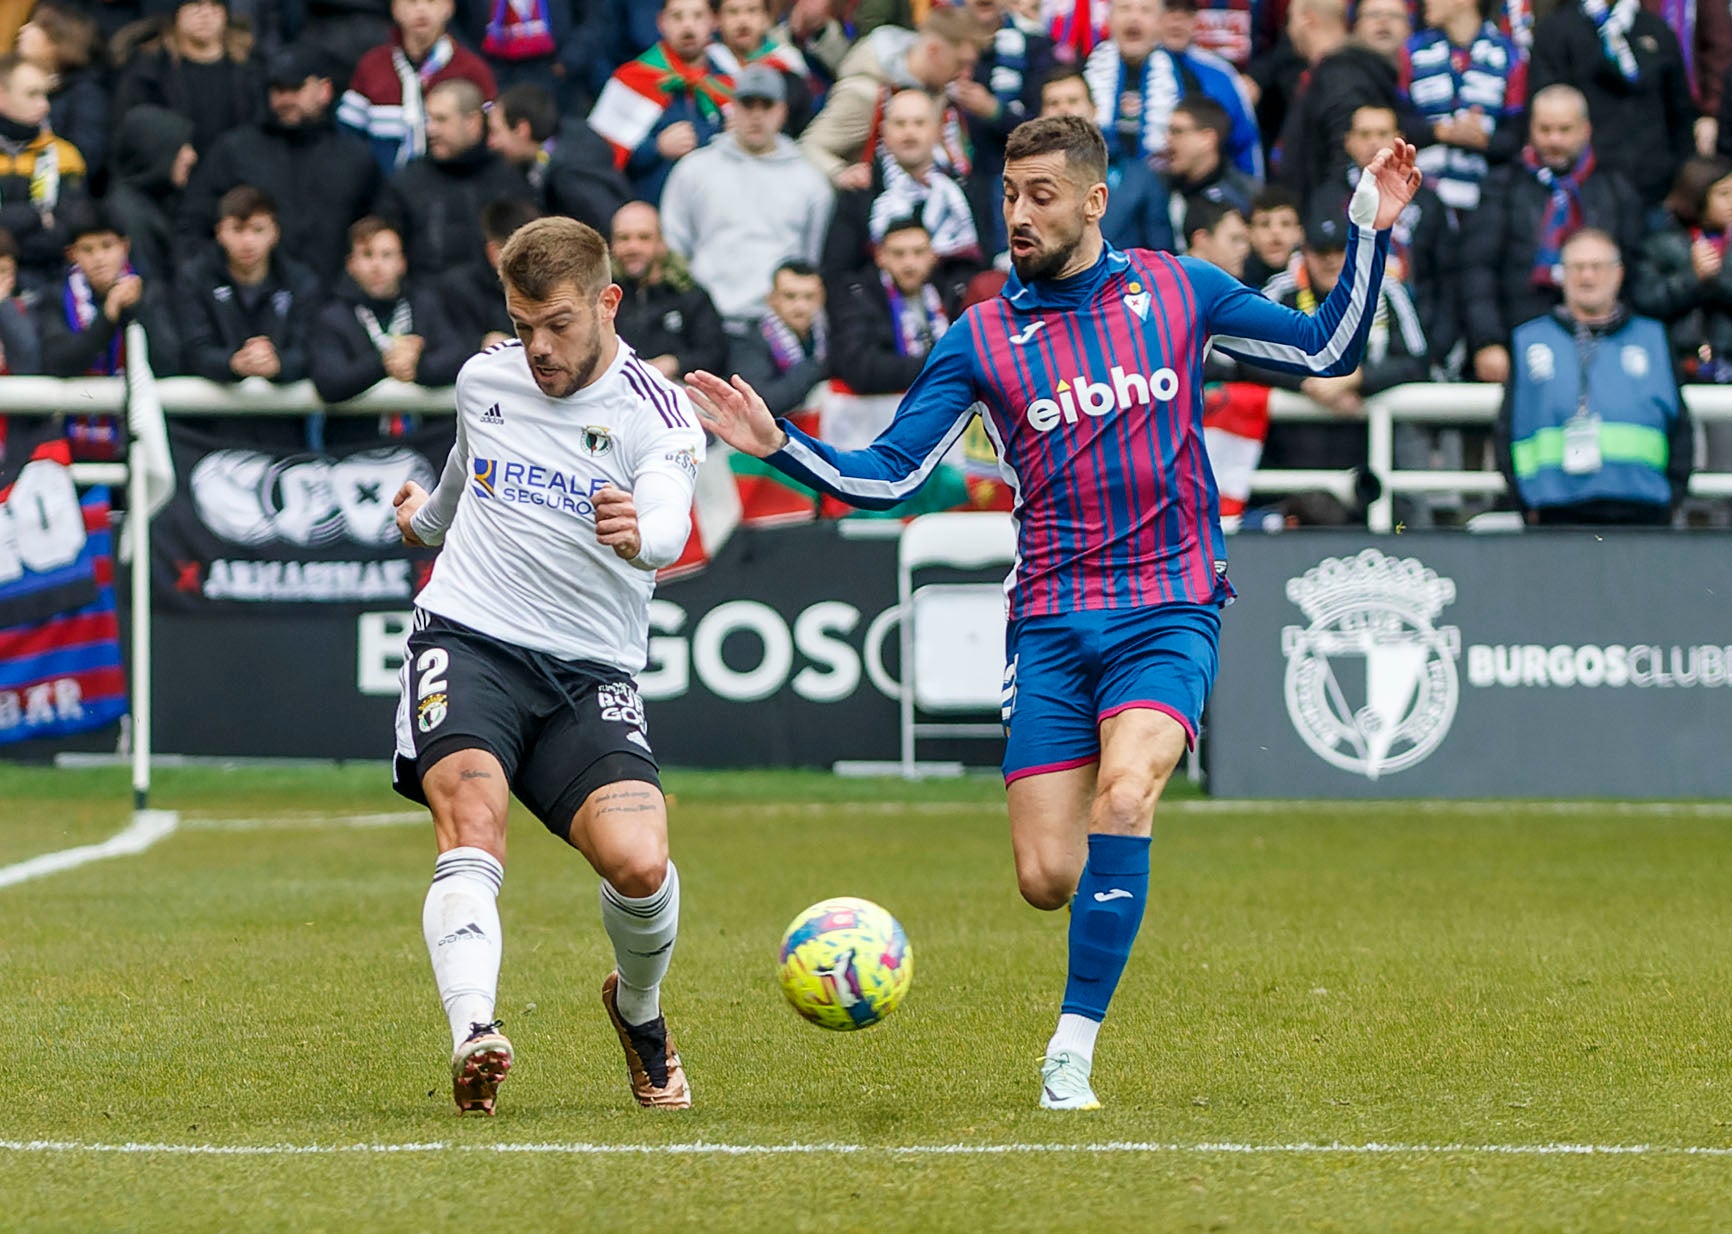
<box><xmin>0</xmin><ymin>1138</ymin><xmax>1729</xmax><ymax>1159</ymax></box>
<box><xmin>0</xmin><ymin>810</ymin><xmax>178</xmax><ymax>889</ymax></box>
<box><xmin>181</xmin><ymin>811</ymin><xmax>425</xmax><ymax>832</ymax></box>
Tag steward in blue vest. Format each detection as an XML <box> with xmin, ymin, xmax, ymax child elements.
<box><xmin>1497</xmin><ymin>305</ymin><xmax>1693</xmax><ymax>525</ymax></box>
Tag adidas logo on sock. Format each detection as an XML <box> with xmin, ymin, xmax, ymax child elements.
<box><xmin>438</xmin><ymin>922</ymin><xmax>487</xmax><ymax>947</ymax></box>
<box><xmin>481</xmin><ymin>403</ymin><xmax>504</xmax><ymax>425</ymax></box>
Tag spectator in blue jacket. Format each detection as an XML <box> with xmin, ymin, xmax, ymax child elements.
<box><xmin>1496</xmin><ymin>228</ymin><xmax>1693</xmax><ymax>525</ymax></box>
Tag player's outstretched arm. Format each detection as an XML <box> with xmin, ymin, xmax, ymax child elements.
<box><xmin>1202</xmin><ymin>141</ymin><xmax>1421</xmax><ymax>378</ymax></box>
<box><xmin>685</xmin><ymin>326</ymin><xmax>980</xmax><ymax>513</ymax></box>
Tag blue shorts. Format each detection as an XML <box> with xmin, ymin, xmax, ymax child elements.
<box><xmin>1000</xmin><ymin>603</ymin><xmax>1221</xmax><ymax>784</ymax></box>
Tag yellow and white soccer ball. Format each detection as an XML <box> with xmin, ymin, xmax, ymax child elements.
<box><xmin>776</xmin><ymin>897</ymin><xmax>913</xmax><ymax>1031</ymax></box>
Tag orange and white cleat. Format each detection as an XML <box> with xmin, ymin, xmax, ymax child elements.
<box><xmin>601</xmin><ymin>972</ymin><xmax>692</xmax><ymax>1110</ymax></box>
<box><xmin>451</xmin><ymin>1020</ymin><xmax>513</xmax><ymax>1116</ymax></box>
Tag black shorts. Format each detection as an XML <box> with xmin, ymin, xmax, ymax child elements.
<box><xmin>391</xmin><ymin>611</ymin><xmax>661</xmax><ymax>839</ymax></box>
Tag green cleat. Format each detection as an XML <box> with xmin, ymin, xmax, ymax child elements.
<box><xmin>1039</xmin><ymin>1051</ymin><xmax>1102</xmax><ymax>1111</ymax></box>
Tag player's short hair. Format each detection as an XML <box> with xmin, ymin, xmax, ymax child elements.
<box><xmin>62</xmin><ymin>200</ymin><xmax>123</xmax><ymax>244</ymax></box>
<box><xmin>1172</xmin><ymin>96</ymin><xmax>1229</xmax><ymax>150</ymax></box>
<box><xmin>218</xmin><ymin>184</ymin><xmax>277</xmax><ymax>225</ymax></box>
<box><xmin>1004</xmin><ymin>115</ymin><xmax>1108</xmax><ymax>189</ymax></box>
<box><xmin>1183</xmin><ymin>196</ymin><xmax>1244</xmax><ymax>242</ymax></box>
<box><xmin>1249</xmin><ymin>185</ymin><xmax>1302</xmax><ymax>220</ymax></box>
<box><xmin>498</xmin><ymin>215</ymin><xmax>611</xmax><ymax>301</ymax></box>
<box><xmin>481</xmin><ymin>196</ymin><xmax>542</xmax><ymax>244</ymax></box>
<box><xmin>428</xmin><ymin>77</ymin><xmax>485</xmax><ymax>117</ymax></box>
<box><xmin>1038</xmin><ymin>67</ymin><xmax>1092</xmax><ymax>104</ymax></box>
<box><xmin>497</xmin><ymin>83</ymin><xmax>558</xmax><ymax>143</ymax></box>
<box><xmin>347</xmin><ymin>215</ymin><xmax>400</xmax><ymax>252</ymax></box>
<box><xmin>773</xmin><ymin>258</ymin><xmax>821</xmax><ymax>283</ymax></box>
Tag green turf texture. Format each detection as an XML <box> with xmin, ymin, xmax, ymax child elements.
<box><xmin>3</xmin><ymin>765</ymin><xmax>1729</xmax><ymax>1233</ymax></box>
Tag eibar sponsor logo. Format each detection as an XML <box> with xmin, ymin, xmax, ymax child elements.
<box><xmin>1025</xmin><ymin>365</ymin><xmax>1180</xmax><ymax>432</ymax></box>
<box><xmin>1281</xmin><ymin>549</ymin><xmax>1461</xmax><ymax>781</ymax></box>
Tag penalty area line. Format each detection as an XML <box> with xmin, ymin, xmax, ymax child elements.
<box><xmin>2</xmin><ymin>1139</ymin><xmax>1729</xmax><ymax>1159</ymax></box>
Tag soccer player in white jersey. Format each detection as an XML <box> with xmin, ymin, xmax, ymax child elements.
<box><xmin>389</xmin><ymin>217</ymin><xmax>706</xmax><ymax>1115</ymax></box>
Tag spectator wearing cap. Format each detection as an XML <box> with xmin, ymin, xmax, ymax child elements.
<box><xmin>486</xmin><ymin>82</ymin><xmax>629</xmax><ymax>233</ymax></box>
<box><xmin>1082</xmin><ymin>0</ymin><xmax>1264</xmax><ymax>181</ymax></box>
<box><xmin>0</xmin><ymin>53</ymin><xmax>91</xmax><ymax>293</ymax></box>
<box><xmin>728</xmin><ymin>258</ymin><xmax>830</xmax><ymax>417</ymax></box>
<box><xmin>821</xmin><ymin>89</ymin><xmax>981</xmax><ymax>301</ymax></box>
<box><xmin>337</xmin><ymin>0</ymin><xmax>498</xmax><ymax>174</ymax></box>
<box><xmin>1496</xmin><ymin>227</ymin><xmax>1692</xmax><ymax>525</ymax></box>
<box><xmin>588</xmin><ymin>0</ymin><xmax>734</xmax><ymax>203</ymax></box>
<box><xmin>799</xmin><ymin>10</ymin><xmax>982</xmax><ymax>189</ymax></box>
<box><xmin>112</xmin><ymin>0</ymin><xmax>265</xmax><ymax>157</ymax></box>
<box><xmin>105</xmin><ymin>105</ymin><xmax>196</xmax><ymax>286</ymax></box>
<box><xmin>434</xmin><ymin>196</ymin><xmax>540</xmax><ymax>353</ymax></box>
<box><xmin>1038</xmin><ymin>67</ymin><xmax>1175</xmax><ymax>252</ymax></box>
<box><xmin>1241</xmin><ymin>204</ymin><xmax>1432</xmax><ymax>494</ymax></box>
<box><xmin>660</xmin><ymin>63</ymin><xmax>833</xmax><ymax>330</ymax></box>
<box><xmin>1460</xmin><ymin>83</ymin><xmax>1644</xmax><ymax>383</ymax></box>
<box><xmin>610</xmin><ymin>200</ymin><xmax>729</xmax><ymax>378</ymax></box>
<box><xmin>16</xmin><ymin>3</ymin><xmax>110</xmax><ymax>182</ymax></box>
<box><xmin>1528</xmin><ymin>0</ymin><xmax>1693</xmax><ymax>208</ymax></box>
<box><xmin>375</xmin><ymin>78</ymin><xmax>532</xmax><ymax>277</ymax></box>
<box><xmin>708</xmin><ymin>0</ymin><xmax>817</xmax><ymax>135</ymax></box>
<box><xmin>181</xmin><ymin>42</ymin><xmax>382</xmax><ymax>288</ymax></box>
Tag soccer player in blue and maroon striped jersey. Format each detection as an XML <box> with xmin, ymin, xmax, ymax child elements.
<box><xmin>688</xmin><ymin>115</ymin><xmax>1421</xmax><ymax>1110</ymax></box>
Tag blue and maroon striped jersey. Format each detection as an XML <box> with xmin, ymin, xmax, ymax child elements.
<box><xmin>768</xmin><ymin>224</ymin><xmax>1392</xmax><ymax>619</ymax></box>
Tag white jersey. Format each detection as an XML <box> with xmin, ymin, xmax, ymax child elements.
<box><xmin>410</xmin><ymin>338</ymin><xmax>705</xmax><ymax>673</ymax></box>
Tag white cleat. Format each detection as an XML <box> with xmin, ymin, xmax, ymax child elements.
<box><xmin>1039</xmin><ymin>1051</ymin><xmax>1102</xmax><ymax>1111</ymax></box>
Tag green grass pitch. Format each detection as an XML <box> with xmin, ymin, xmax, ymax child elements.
<box><xmin>3</xmin><ymin>764</ymin><xmax>1729</xmax><ymax>1233</ymax></box>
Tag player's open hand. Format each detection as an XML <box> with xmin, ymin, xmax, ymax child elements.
<box><xmin>394</xmin><ymin>481</ymin><xmax>429</xmax><ymax>547</ymax></box>
<box><xmin>594</xmin><ymin>485</ymin><xmax>642</xmax><ymax>561</ymax></box>
<box><xmin>1361</xmin><ymin>140</ymin><xmax>1423</xmax><ymax>231</ymax></box>
<box><xmin>684</xmin><ymin>371</ymin><xmax>787</xmax><ymax>458</ymax></box>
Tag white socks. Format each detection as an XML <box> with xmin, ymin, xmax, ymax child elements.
<box><xmin>423</xmin><ymin>847</ymin><xmax>504</xmax><ymax>1054</ymax></box>
<box><xmin>1048</xmin><ymin>1012</ymin><xmax>1101</xmax><ymax>1062</ymax></box>
<box><xmin>599</xmin><ymin>861</ymin><xmax>681</xmax><ymax>1026</ymax></box>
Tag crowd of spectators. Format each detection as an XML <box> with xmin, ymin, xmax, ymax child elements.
<box><xmin>0</xmin><ymin>0</ymin><xmax>1718</xmax><ymax>523</ymax></box>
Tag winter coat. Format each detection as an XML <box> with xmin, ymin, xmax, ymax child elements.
<box><xmin>820</xmin><ymin>156</ymin><xmax>984</xmax><ymax>307</ymax></box>
<box><xmin>1103</xmin><ymin>155</ymin><xmax>1179</xmax><ymax>256</ymax></box>
<box><xmin>1530</xmin><ymin>3</ymin><xmax>1695</xmax><ymax>206</ymax></box>
<box><xmin>112</xmin><ymin>23</ymin><xmax>265</xmax><ymax>155</ymax></box>
<box><xmin>181</xmin><ymin>112</ymin><xmax>382</xmax><ymax>286</ymax></box>
<box><xmin>1629</xmin><ymin>221</ymin><xmax>1732</xmax><ymax>377</ymax></box>
<box><xmin>536</xmin><ymin>120</ymin><xmax>630</xmax><ymax>234</ymax></box>
<box><xmin>1459</xmin><ymin>158</ymin><xmax>1645</xmax><ymax>352</ymax></box>
<box><xmin>308</xmin><ymin>274</ymin><xmax>467</xmax><ymax>402</ymax></box>
<box><xmin>50</xmin><ymin>66</ymin><xmax>110</xmax><ymax>184</ymax></box>
<box><xmin>175</xmin><ymin>246</ymin><xmax>319</xmax><ymax>383</ymax></box>
<box><xmin>829</xmin><ymin>270</ymin><xmax>943</xmax><ymax>395</ymax></box>
<box><xmin>661</xmin><ymin>133</ymin><xmax>834</xmax><ymax>323</ymax></box>
<box><xmin>611</xmin><ymin>256</ymin><xmax>728</xmax><ymax>377</ymax></box>
<box><xmin>374</xmin><ymin>142</ymin><xmax>533</xmax><ymax>278</ymax></box>
<box><xmin>104</xmin><ymin>104</ymin><xmax>193</xmax><ymax>286</ymax></box>
<box><xmin>35</xmin><ymin>274</ymin><xmax>181</xmax><ymax>376</ymax></box>
<box><xmin>336</xmin><ymin>31</ymin><xmax>498</xmax><ymax>173</ymax></box>
<box><xmin>1274</xmin><ymin>44</ymin><xmax>1428</xmax><ymax>207</ymax></box>
<box><xmin>0</xmin><ymin>119</ymin><xmax>89</xmax><ymax>287</ymax></box>
<box><xmin>0</xmin><ymin>297</ymin><xmax>41</xmax><ymax>374</ymax></box>
<box><xmin>799</xmin><ymin>28</ymin><xmax>952</xmax><ymax>182</ymax></box>
<box><xmin>728</xmin><ymin>317</ymin><xmax>828</xmax><ymax>418</ymax></box>
<box><xmin>431</xmin><ymin>258</ymin><xmax>511</xmax><ymax>352</ymax></box>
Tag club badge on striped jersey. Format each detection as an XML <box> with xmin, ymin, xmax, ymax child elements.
<box><xmin>1123</xmin><ymin>280</ymin><xmax>1150</xmax><ymax>321</ymax></box>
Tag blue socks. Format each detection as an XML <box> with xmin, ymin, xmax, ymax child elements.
<box><xmin>1060</xmin><ymin>833</ymin><xmax>1151</xmax><ymax>1023</ymax></box>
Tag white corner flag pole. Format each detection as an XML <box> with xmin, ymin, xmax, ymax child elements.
<box><xmin>123</xmin><ymin>322</ymin><xmax>173</xmax><ymax>812</ymax></box>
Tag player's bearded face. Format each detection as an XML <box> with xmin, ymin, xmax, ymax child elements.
<box><xmin>1004</xmin><ymin>164</ymin><xmax>1091</xmax><ymax>283</ymax></box>
<box><xmin>509</xmin><ymin>285</ymin><xmax>613</xmax><ymax>399</ymax></box>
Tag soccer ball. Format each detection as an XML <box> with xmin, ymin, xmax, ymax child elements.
<box><xmin>776</xmin><ymin>897</ymin><xmax>914</xmax><ymax>1031</ymax></box>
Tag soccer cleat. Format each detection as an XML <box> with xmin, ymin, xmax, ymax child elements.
<box><xmin>601</xmin><ymin>971</ymin><xmax>692</xmax><ymax>1109</ymax></box>
<box><xmin>1039</xmin><ymin>1051</ymin><xmax>1102</xmax><ymax>1111</ymax></box>
<box><xmin>451</xmin><ymin>1020</ymin><xmax>513</xmax><ymax>1116</ymax></box>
